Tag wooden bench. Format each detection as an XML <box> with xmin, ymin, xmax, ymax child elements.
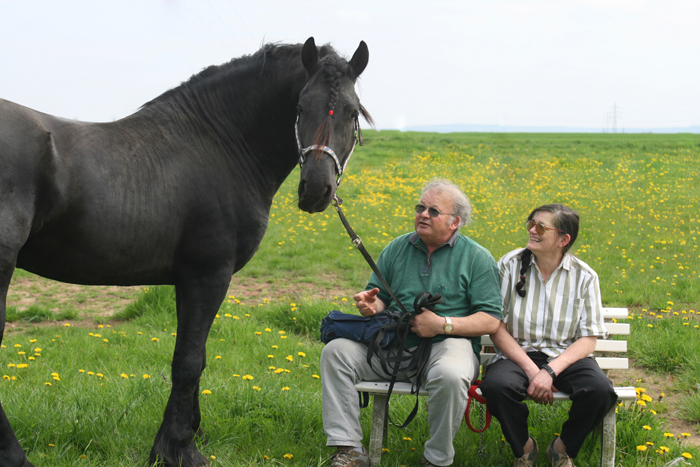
<box><xmin>355</xmin><ymin>307</ymin><xmax>637</xmax><ymax>467</ymax></box>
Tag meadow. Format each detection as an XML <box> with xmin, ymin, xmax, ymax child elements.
<box><xmin>2</xmin><ymin>130</ymin><xmax>700</xmax><ymax>466</ymax></box>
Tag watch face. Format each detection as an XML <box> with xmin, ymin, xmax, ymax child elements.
<box><xmin>444</xmin><ymin>323</ymin><xmax>454</xmax><ymax>333</ymax></box>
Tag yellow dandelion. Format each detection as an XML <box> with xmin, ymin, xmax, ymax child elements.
<box><xmin>215</xmin><ymin>356</ymin><xmax>222</xmax><ymax>360</ymax></box>
<box><xmin>151</xmin><ymin>338</ymin><xmax>159</xmax><ymax>342</ymax></box>
<box><xmin>202</xmin><ymin>389</ymin><xmax>212</xmax><ymax>395</ymax></box>
<box><xmin>253</xmin><ymin>386</ymin><xmax>261</xmax><ymax>391</ymax></box>
<box><xmin>281</xmin><ymin>387</ymin><xmax>290</xmax><ymax>391</ymax></box>
<box><xmin>121</xmin><ymin>374</ymin><xmax>128</xmax><ymax>379</ymax></box>
<box><xmin>286</xmin><ymin>356</ymin><xmax>293</xmax><ymax>362</ymax></box>
<box><xmin>682</xmin><ymin>453</ymin><xmax>692</xmax><ymax>459</ymax></box>
<box><xmin>143</xmin><ymin>374</ymin><xmax>151</xmax><ymax>379</ymax></box>
<box><xmin>664</xmin><ymin>433</ymin><xmax>674</xmax><ymax>438</ymax></box>
<box><xmin>312</xmin><ymin>375</ymin><xmax>320</xmax><ymax>379</ymax></box>
<box><xmin>298</xmin><ymin>352</ymin><xmax>306</xmax><ymax>357</ymax></box>
<box><xmin>243</xmin><ymin>374</ymin><xmax>253</xmax><ymax>380</ymax></box>
<box><xmin>283</xmin><ymin>453</ymin><xmax>293</xmax><ymax>459</ymax></box>
<box><xmin>637</xmin><ymin>445</ymin><xmax>647</xmax><ymax>451</ymax></box>
<box><xmin>268</xmin><ymin>355</ymin><xmax>274</xmax><ymax>359</ymax></box>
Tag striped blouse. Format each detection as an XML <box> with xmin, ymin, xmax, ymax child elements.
<box><xmin>494</xmin><ymin>248</ymin><xmax>607</xmax><ymax>361</ymax></box>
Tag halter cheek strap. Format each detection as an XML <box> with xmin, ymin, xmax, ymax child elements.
<box><xmin>295</xmin><ymin>113</ymin><xmax>363</xmax><ymax>187</ymax></box>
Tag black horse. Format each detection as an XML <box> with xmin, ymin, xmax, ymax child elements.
<box><xmin>0</xmin><ymin>37</ymin><xmax>371</xmax><ymax>467</ymax></box>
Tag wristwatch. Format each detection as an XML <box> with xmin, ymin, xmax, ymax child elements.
<box><xmin>443</xmin><ymin>316</ymin><xmax>454</xmax><ymax>334</ymax></box>
<box><xmin>542</xmin><ymin>364</ymin><xmax>557</xmax><ymax>380</ymax></box>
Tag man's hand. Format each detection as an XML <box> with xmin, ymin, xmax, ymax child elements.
<box><xmin>354</xmin><ymin>288</ymin><xmax>382</xmax><ymax>316</ymax></box>
<box><xmin>409</xmin><ymin>309</ymin><xmax>443</xmax><ymax>338</ymax></box>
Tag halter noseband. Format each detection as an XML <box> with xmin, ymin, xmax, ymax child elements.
<box><xmin>295</xmin><ymin>111</ymin><xmax>364</xmax><ymax>187</ymax></box>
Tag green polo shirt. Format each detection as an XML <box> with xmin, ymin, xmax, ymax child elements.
<box><xmin>366</xmin><ymin>231</ymin><xmax>502</xmax><ymax>357</ymax></box>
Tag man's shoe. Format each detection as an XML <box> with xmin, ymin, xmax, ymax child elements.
<box><xmin>514</xmin><ymin>437</ymin><xmax>538</xmax><ymax>467</ymax></box>
<box><xmin>330</xmin><ymin>446</ymin><xmax>371</xmax><ymax>467</ymax></box>
<box><xmin>420</xmin><ymin>456</ymin><xmax>447</xmax><ymax>466</ymax></box>
<box><xmin>546</xmin><ymin>438</ymin><xmax>575</xmax><ymax>467</ymax></box>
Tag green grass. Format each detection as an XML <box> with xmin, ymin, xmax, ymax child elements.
<box><xmin>4</xmin><ymin>131</ymin><xmax>700</xmax><ymax>465</ymax></box>
<box><xmin>2</xmin><ymin>290</ymin><xmax>697</xmax><ymax>465</ymax></box>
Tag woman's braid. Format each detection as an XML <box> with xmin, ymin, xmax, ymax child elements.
<box><xmin>515</xmin><ymin>248</ymin><xmax>533</xmax><ymax>297</ymax></box>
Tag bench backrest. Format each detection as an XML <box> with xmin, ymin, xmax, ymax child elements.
<box><xmin>480</xmin><ymin>307</ymin><xmax>629</xmax><ymax>371</ymax></box>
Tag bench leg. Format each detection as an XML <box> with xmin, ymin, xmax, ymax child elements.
<box><xmin>599</xmin><ymin>404</ymin><xmax>616</xmax><ymax>467</ymax></box>
<box><xmin>369</xmin><ymin>394</ymin><xmax>388</xmax><ymax>466</ymax></box>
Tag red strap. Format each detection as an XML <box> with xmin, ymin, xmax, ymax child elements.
<box><xmin>464</xmin><ymin>382</ymin><xmax>491</xmax><ymax>433</ymax></box>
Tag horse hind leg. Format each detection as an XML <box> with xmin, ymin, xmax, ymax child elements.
<box><xmin>149</xmin><ymin>274</ymin><xmax>230</xmax><ymax>467</ymax></box>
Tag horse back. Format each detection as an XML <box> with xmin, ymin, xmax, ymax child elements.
<box><xmin>1</xmin><ymin>99</ymin><xmax>263</xmax><ymax>286</ymax></box>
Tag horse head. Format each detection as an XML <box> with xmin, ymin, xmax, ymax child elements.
<box><xmin>296</xmin><ymin>37</ymin><xmax>371</xmax><ymax>213</ymax></box>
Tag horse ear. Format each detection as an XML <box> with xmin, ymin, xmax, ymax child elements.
<box><xmin>302</xmin><ymin>37</ymin><xmax>319</xmax><ymax>74</ymax></box>
<box><xmin>349</xmin><ymin>40</ymin><xmax>369</xmax><ymax>77</ymax></box>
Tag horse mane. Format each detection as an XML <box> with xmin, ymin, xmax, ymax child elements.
<box><xmin>140</xmin><ymin>42</ymin><xmax>307</xmax><ymax>111</ymax></box>
<box><xmin>141</xmin><ymin>41</ymin><xmax>373</xmax><ymax>153</ymax></box>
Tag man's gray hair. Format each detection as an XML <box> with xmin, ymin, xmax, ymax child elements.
<box><xmin>421</xmin><ymin>179</ymin><xmax>472</xmax><ymax>228</ymax></box>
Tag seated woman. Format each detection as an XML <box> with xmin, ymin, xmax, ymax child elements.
<box><xmin>479</xmin><ymin>204</ymin><xmax>618</xmax><ymax>467</ymax></box>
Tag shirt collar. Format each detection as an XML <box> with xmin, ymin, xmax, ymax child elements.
<box><xmin>530</xmin><ymin>250</ymin><xmax>572</xmax><ymax>273</ymax></box>
<box><xmin>408</xmin><ymin>230</ymin><xmax>461</xmax><ymax>248</ymax></box>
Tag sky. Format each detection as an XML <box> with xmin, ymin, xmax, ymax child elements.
<box><xmin>1</xmin><ymin>0</ymin><xmax>699</xmax><ymax>131</ymax></box>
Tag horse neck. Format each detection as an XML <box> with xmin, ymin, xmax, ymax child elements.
<box><xmin>142</xmin><ymin>47</ymin><xmax>307</xmax><ymax>190</ymax></box>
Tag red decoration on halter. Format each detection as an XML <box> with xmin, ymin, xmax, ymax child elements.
<box><xmin>329</xmin><ymin>110</ymin><xmax>334</xmax><ymax>116</ymax></box>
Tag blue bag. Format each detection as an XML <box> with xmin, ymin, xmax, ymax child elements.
<box><xmin>320</xmin><ymin>310</ymin><xmax>402</xmax><ymax>349</ymax></box>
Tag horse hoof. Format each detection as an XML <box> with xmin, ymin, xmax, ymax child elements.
<box><xmin>149</xmin><ymin>446</ymin><xmax>209</xmax><ymax>467</ymax></box>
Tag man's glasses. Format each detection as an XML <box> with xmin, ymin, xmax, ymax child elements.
<box><xmin>526</xmin><ymin>219</ymin><xmax>564</xmax><ymax>235</ymax></box>
<box><xmin>415</xmin><ymin>204</ymin><xmax>451</xmax><ymax>218</ymax></box>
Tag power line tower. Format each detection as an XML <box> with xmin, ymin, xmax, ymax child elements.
<box><xmin>605</xmin><ymin>103</ymin><xmax>621</xmax><ymax>133</ymax></box>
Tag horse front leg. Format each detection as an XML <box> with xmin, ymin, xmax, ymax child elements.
<box><xmin>148</xmin><ymin>276</ymin><xmax>229</xmax><ymax>467</ymax></box>
<box><xmin>0</xmin><ymin>244</ymin><xmax>36</xmax><ymax>467</ymax></box>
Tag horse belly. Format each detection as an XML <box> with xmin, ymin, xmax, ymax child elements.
<box><xmin>17</xmin><ymin>212</ymin><xmax>180</xmax><ymax>286</ymax></box>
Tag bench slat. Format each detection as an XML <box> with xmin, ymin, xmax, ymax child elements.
<box><xmin>355</xmin><ymin>382</ymin><xmax>638</xmax><ymax>401</ymax></box>
<box><xmin>480</xmin><ymin>337</ymin><xmax>627</xmax><ymax>353</ymax></box>
<box><xmin>603</xmin><ymin>323</ymin><xmax>630</xmax><ymax>335</ymax></box>
<box><xmin>602</xmin><ymin>307</ymin><xmax>630</xmax><ymax>320</ymax></box>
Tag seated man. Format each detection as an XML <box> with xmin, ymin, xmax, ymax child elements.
<box><xmin>321</xmin><ymin>179</ymin><xmax>502</xmax><ymax>467</ymax></box>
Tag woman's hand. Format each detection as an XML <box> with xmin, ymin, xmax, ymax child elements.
<box><xmin>527</xmin><ymin>369</ymin><xmax>558</xmax><ymax>405</ymax></box>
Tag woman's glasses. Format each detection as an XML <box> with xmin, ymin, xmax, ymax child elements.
<box><xmin>526</xmin><ymin>219</ymin><xmax>564</xmax><ymax>235</ymax></box>
<box><xmin>415</xmin><ymin>204</ymin><xmax>451</xmax><ymax>218</ymax></box>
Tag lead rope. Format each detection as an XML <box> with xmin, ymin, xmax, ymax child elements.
<box><xmin>332</xmin><ymin>195</ymin><xmax>440</xmax><ymax>427</ymax></box>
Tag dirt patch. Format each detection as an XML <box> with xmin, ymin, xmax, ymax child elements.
<box><xmin>608</xmin><ymin>365</ymin><xmax>700</xmax><ymax>447</ymax></box>
<box><xmin>224</xmin><ymin>274</ymin><xmax>356</xmax><ymax>306</ymax></box>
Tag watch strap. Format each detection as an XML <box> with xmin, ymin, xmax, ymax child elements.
<box><xmin>542</xmin><ymin>364</ymin><xmax>557</xmax><ymax>380</ymax></box>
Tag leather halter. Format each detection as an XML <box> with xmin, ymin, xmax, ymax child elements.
<box><xmin>294</xmin><ymin>113</ymin><xmax>363</xmax><ymax>186</ymax></box>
